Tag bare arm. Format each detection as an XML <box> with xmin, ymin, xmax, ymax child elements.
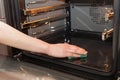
<box><xmin>0</xmin><ymin>21</ymin><xmax>50</xmax><ymax>54</ymax></box>
<box><xmin>0</xmin><ymin>21</ymin><xmax>87</xmax><ymax>57</ymax></box>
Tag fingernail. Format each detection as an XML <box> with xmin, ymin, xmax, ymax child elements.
<box><xmin>84</xmin><ymin>51</ymin><xmax>88</xmax><ymax>54</ymax></box>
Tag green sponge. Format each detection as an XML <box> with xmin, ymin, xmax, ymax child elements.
<box><xmin>68</xmin><ymin>56</ymin><xmax>76</xmax><ymax>60</ymax></box>
<box><xmin>68</xmin><ymin>54</ymin><xmax>87</xmax><ymax>60</ymax></box>
<box><xmin>80</xmin><ymin>54</ymin><xmax>87</xmax><ymax>60</ymax></box>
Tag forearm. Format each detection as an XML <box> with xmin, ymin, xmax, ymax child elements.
<box><xmin>0</xmin><ymin>21</ymin><xmax>87</xmax><ymax>58</ymax></box>
<box><xmin>0</xmin><ymin>21</ymin><xmax>49</xmax><ymax>54</ymax></box>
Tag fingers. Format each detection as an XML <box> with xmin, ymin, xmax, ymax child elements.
<box><xmin>47</xmin><ymin>43</ymin><xmax>87</xmax><ymax>58</ymax></box>
<box><xmin>72</xmin><ymin>53</ymin><xmax>81</xmax><ymax>57</ymax></box>
<box><xmin>67</xmin><ymin>52</ymin><xmax>83</xmax><ymax>58</ymax></box>
<box><xmin>64</xmin><ymin>43</ymin><xmax>87</xmax><ymax>58</ymax></box>
<box><xmin>66</xmin><ymin>44</ymin><xmax>87</xmax><ymax>55</ymax></box>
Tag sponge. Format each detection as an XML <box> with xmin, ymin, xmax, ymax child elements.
<box><xmin>68</xmin><ymin>54</ymin><xmax>87</xmax><ymax>60</ymax></box>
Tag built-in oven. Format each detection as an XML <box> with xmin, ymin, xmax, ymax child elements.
<box><xmin>3</xmin><ymin>0</ymin><xmax>120</xmax><ymax>80</ymax></box>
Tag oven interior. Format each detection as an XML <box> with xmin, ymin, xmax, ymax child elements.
<box><xmin>5</xmin><ymin>0</ymin><xmax>120</xmax><ymax>79</ymax></box>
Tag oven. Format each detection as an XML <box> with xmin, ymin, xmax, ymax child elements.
<box><xmin>2</xmin><ymin>0</ymin><xmax>120</xmax><ymax>80</ymax></box>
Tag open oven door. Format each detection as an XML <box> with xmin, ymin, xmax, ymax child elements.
<box><xmin>6</xmin><ymin>0</ymin><xmax>120</xmax><ymax>80</ymax></box>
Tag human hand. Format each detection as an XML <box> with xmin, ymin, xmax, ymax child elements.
<box><xmin>47</xmin><ymin>43</ymin><xmax>87</xmax><ymax>58</ymax></box>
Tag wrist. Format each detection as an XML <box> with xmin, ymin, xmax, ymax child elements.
<box><xmin>45</xmin><ymin>43</ymin><xmax>54</xmax><ymax>56</ymax></box>
<box><xmin>43</xmin><ymin>43</ymin><xmax>51</xmax><ymax>55</ymax></box>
